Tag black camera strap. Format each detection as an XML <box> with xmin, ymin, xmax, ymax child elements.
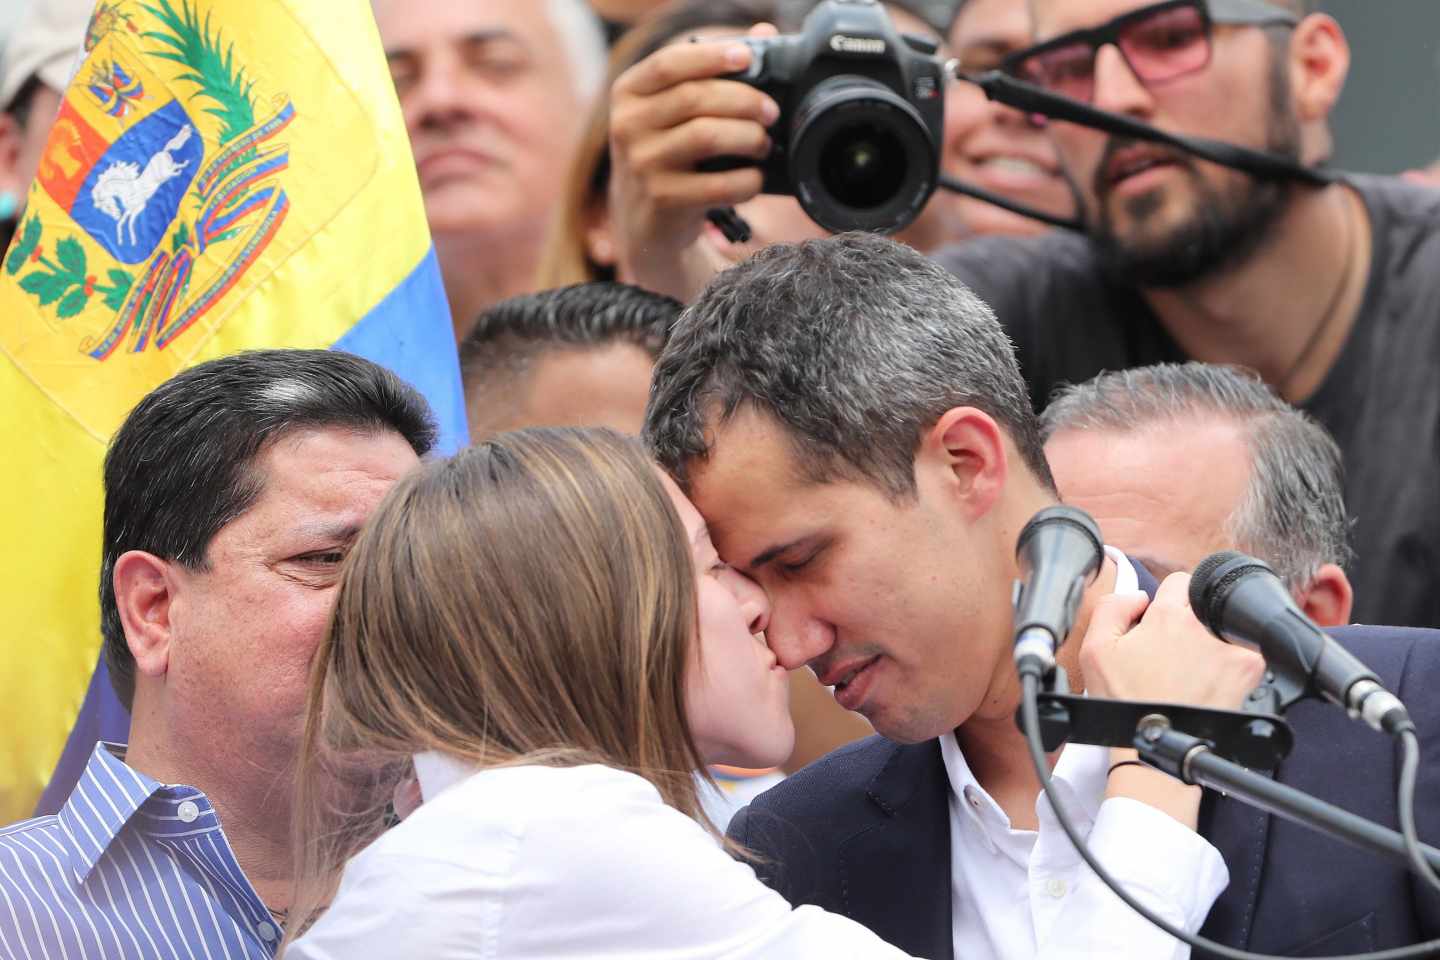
<box><xmin>934</xmin><ymin>69</ymin><xmax>1335</xmax><ymax>232</ymax></box>
<box><xmin>966</xmin><ymin>70</ymin><xmax>1333</xmax><ymax>186</ymax></box>
<box><xmin>937</xmin><ymin>174</ymin><xmax>1085</xmax><ymax>231</ymax></box>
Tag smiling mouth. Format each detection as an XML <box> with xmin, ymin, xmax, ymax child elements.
<box><xmin>975</xmin><ymin>156</ymin><xmax>1053</xmax><ymax>178</ymax></box>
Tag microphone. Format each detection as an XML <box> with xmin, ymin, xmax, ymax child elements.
<box><xmin>1012</xmin><ymin>505</ymin><xmax>1105</xmax><ymax>679</ymax></box>
<box><xmin>1190</xmin><ymin>551</ymin><xmax>1411</xmax><ymax>735</ymax></box>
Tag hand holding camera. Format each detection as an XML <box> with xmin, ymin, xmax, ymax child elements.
<box><xmin>708</xmin><ymin>0</ymin><xmax>946</xmax><ymax>234</ymax></box>
<box><xmin>608</xmin><ymin>0</ymin><xmax>948</xmax><ymax>299</ymax></box>
<box><xmin>608</xmin><ymin>28</ymin><xmax>781</xmax><ymax>301</ymax></box>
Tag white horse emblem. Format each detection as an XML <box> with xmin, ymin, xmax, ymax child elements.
<box><xmin>91</xmin><ymin>124</ymin><xmax>193</xmax><ymax>246</ymax></box>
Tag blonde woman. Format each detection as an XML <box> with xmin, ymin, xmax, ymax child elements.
<box><xmin>284</xmin><ymin>429</ymin><xmax>1223</xmax><ymax>958</ymax></box>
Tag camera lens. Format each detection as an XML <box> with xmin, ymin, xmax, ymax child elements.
<box><xmin>789</xmin><ymin>75</ymin><xmax>938</xmax><ymax>233</ymax></box>
<box><xmin>819</xmin><ymin>127</ymin><xmax>907</xmax><ymax>210</ymax></box>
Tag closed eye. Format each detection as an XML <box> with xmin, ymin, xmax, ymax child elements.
<box><xmin>776</xmin><ymin>551</ymin><xmax>819</xmax><ymax>576</ymax></box>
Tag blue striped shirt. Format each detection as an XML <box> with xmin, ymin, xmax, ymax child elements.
<box><xmin>0</xmin><ymin>743</ymin><xmax>280</xmax><ymax>958</ymax></box>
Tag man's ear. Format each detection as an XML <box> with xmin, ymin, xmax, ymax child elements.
<box><xmin>112</xmin><ymin>551</ymin><xmax>179</xmax><ymax>679</ymax></box>
<box><xmin>1288</xmin><ymin>14</ymin><xmax>1349</xmax><ymax>143</ymax></box>
<box><xmin>1298</xmin><ymin>562</ymin><xmax>1353</xmax><ymax>628</ymax></box>
<box><xmin>923</xmin><ymin>407</ymin><xmax>1007</xmax><ymax>519</ymax></box>
<box><xmin>583</xmin><ymin>199</ymin><xmax>617</xmax><ymax>269</ymax></box>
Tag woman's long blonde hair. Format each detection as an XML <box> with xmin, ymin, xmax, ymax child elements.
<box><xmin>287</xmin><ymin>428</ymin><xmax>708</xmax><ymax>938</ymax></box>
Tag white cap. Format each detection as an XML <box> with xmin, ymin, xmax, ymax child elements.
<box><xmin>0</xmin><ymin>0</ymin><xmax>94</xmax><ymax>112</ymax></box>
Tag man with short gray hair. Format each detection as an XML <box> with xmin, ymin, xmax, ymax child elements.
<box><xmin>374</xmin><ymin>0</ymin><xmax>606</xmax><ymax>342</ymax></box>
<box><xmin>1042</xmin><ymin>362</ymin><xmax>1354</xmax><ymax>627</ymax></box>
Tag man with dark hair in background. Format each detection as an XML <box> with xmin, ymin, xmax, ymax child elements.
<box><xmin>936</xmin><ymin>0</ymin><xmax>1440</xmax><ymax>628</ymax></box>
<box><xmin>646</xmin><ymin>232</ymin><xmax>1440</xmax><ymax>958</ymax></box>
<box><xmin>459</xmin><ymin>281</ymin><xmax>676</xmax><ymax>440</ymax></box>
<box><xmin>0</xmin><ymin>350</ymin><xmax>433</xmax><ymax>956</ymax></box>
<box><xmin>1042</xmin><ymin>362</ymin><xmax>1354</xmax><ymax>627</ymax></box>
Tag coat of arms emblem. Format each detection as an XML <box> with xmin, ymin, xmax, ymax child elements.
<box><xmin>6</xmin><ymin>0</ymin><xmax>293</xmax><ymax>362</ymax></box>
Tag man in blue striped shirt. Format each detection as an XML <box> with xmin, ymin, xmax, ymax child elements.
<box><xmin>0</xmin><ymin>350</ymin><xmax>436</xmax><ymax>957</ymax></box>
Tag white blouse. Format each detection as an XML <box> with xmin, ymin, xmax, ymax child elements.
<box><xmin>287</xmin><ymin>762</ymin><xmax>1221</xmax><ymax>959</ymax></box>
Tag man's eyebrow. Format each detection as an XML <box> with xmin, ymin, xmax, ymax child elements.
<box><xmin>293</xmin><ymin>520</ymin><xmax>363</xmax><ymax>544</ymax></box>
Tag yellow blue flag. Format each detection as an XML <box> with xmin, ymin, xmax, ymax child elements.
<box><xmin>0</xmin><ymin>0</ymin><xmax>466</xmax><ymax>823</ymax></box>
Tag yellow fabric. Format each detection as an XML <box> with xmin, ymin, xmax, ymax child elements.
<box><xmin>0</xmin><ymin>0</ymin><xmax>434</xmax><ymax>822</ymax></box>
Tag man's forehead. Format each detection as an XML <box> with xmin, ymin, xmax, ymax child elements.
<box><xmin>375</xmin><ymin>0</ymin><xmax>546</xmax><ymax>52</ymax></box>
<box><xmin>684</xmin><ymin>412</ymin><xmax>812</xmax><ymax>547</ymax></box>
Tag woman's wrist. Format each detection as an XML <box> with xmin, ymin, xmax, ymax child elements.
<box><xmin>1104</xmin><ymin>747</ymin><xmax>1202</xmax><ymax>829</ymax></box>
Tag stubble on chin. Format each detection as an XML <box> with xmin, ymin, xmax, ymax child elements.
<box><xmin>1090</xmin><ymin>164</ymin><xmax>1291</xmax><ymax>289</ymax></box>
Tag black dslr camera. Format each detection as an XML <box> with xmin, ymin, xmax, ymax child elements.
<box><xmin>716</xmin><ymin>0</ymin><xmax>946</xmax><ymax>234</ymax></box>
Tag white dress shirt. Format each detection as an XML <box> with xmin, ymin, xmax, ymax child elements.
<box><xmin>288</xmin><ymin>762</ymin><xmax>914</xmax><ymax>959</ymax></box>
<box><xmin>290</xmin><ymin>755</ymin><xmax>1229</xmax><ymax>959</ymax></box>
<box><xmin>943</xmin><ymin>548</ymin><xmax>1230</xmax><ymax>960</ymax></box>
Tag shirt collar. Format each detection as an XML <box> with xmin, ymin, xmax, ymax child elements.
<box><xmin>1106</xmin><ymin>545</ymin><xmax>1140</xmax><ymax>596</ymax></box>
<box><xmin>413</xmin><ymin>750</ymin><xmax>480</xmax><ymax>803</ymax></box>
<box><xmin>57</xmin><ymin>742</ymin><xmax>221</xmax><ymax>882</ymax></box>
<box><xmin>939</xmin><ymin>545</ymin><xmax>1142</xmax><ymax>831</ymax></box>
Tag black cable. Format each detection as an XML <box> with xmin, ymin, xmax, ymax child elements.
<box><xmin>1017</xmin><ymin>670</ymin><xmax>1440</xmax><ymax>960</ymax></box>
<box><xmin>959</xmin><ymin>69</ymin><xmax>1334</xmax><ymax>188</ymax></box>
<box><xmin>1398</xmin><ymin>726</ymin><xmax>1440</xmax><ymax>897</ymax></box>
<box><xmin>936</xmin><ymin>175</ymin><xmax>1085</xmax><ymax>232</ymax></box>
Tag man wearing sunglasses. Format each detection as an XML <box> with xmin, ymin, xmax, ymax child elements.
<box><xmin>936</xmin><ymin>0</ymin><xmax>1440</xmax><ymax>633</ymax></box>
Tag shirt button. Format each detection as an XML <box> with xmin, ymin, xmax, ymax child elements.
<box><xmin>1045</xmin><ymin>878</ymin><xmax>1068</xmax><ymax>899</ymax></box>
<box><xmin>257</xmin><ymin>921</ymin><xmax>278</xmax><ymax>942</ymax></box>
<box><xmin>177</xmin><ymin>800</ymin><xmax>200</xmax><ymax>824</ymax></box>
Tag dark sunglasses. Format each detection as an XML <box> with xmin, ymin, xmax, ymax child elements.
<box><xmin>1000</xmin><ymin>0</ymin><xmax>1299</xmax><ymax>104</ymax></box>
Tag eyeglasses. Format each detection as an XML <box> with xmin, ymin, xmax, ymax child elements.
<box><xmin>1000</xmin><ymin>0</ymin><xmax>1299</xmax><ymax>105</ymax></box>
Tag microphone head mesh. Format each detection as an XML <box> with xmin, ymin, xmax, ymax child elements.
<box><xmin>1189</xmin><ymin>550</ymin><xmax>1273</xmax><ymax>635</ymax></box>
<box><xmin>1016</xmin><ymin>504</ymin><xmax>1102</xmax><ymax>559</ymax></box>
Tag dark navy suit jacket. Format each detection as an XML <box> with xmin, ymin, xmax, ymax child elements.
<box><xmin>728</xmin><ymin>565</ymin><xmax>1440</xmax><ymax>957</ymax></box>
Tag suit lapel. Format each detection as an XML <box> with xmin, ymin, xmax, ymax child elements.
<box><xmin>837</xmin><ymin>739</ymin><xmax>954</xmax><ymax>960</ymax></box>
<box><xmin>1197</xmin><ymin>789</ymin><xmax>1270</xmax><ymax>947</ymax></box>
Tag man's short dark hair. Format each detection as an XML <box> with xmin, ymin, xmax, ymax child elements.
<box><xmin>645</xmin><ymin>232</ymin><xmax>1054</xmax><ymax>498</ymax></box>
<box><xmin>100</xmin><ymin>349</ymin><xmax>437</xmax><ymax>709</ymax></box>
<box><xmin>1040</xmin><ymin>362</ymin><xmax>1351</xmax><ymax>588</ymax></box>
<box><xmin>459</xmin><ymin>281</ymin><xmax>678</xmax><ymax>434</ymax></box>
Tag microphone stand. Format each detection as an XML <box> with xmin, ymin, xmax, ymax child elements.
<box><xmin>1134</xmin><ymin>715</ymin><xmax>1440</xmax><ymax>876</ymax></box>
<box><xmin>1017</xmin><ymin>677</ymin><xmax>1440</xmax><ymax>876</ymax></box>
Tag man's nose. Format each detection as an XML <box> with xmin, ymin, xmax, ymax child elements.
<box><xmin>766</xmin><ymin>602</ymin><xmax>834</xmax><ymax>671</ymax></box>
<box><xmin>405</xmin><ymin>53</ymin><xmax>475</xmax><ymax>130</ymax></box>
<box><xmin>1091</xmin><ymin>43</ymin><xmax>1155</xmax><ymax>118</ymax></box>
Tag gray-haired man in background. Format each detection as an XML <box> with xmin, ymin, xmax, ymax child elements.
<box><xmin>373</xmin><ymin>0</ymin><xmax>607</xmax><ymax>342</ymax></box>
<box><xmin>1042</xmin><ymin>362</ymin><xmax>1354</xmax><ymax>627</ymax></box>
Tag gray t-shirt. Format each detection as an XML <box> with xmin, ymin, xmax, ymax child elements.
<box><xmin>935</xmin><ymin>173</ymin><xmax>1440</xmax><ymax>629</ymax></box>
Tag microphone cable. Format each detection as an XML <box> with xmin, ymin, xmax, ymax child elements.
<box><xmin>1018</xmin><ymin>672</ymin><xmax>1440</xmax><ymax>960</ymax></box>
<box><xmin>1398</xmin><ymin>724</ymin><xmax>1440</xmax><ymax>897</ymax></box>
